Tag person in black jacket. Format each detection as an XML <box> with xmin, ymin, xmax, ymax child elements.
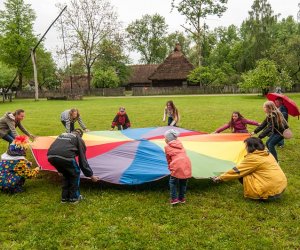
<box><xmin>47</xmin><ymin>129</ymin><xmax>99</xmax><ymax>203</ymax></box>
<box><xmin>251</xmin><ymin>101</ymin><xmax>288</xmax><ymax>162</ymax></box>
<box><xmin>110</xmin><ymin>107</ymin><xmax>131</xmax><ymax>130</ymax></box>
<box><xmin>274</xmin><ymin>97</ymin><xmax>288</xmax><ymax>148</ymax></box>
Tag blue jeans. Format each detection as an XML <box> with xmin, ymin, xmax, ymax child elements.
<box><xmin>266</xmin><ymin>133</ymin><xmax>283</xmax><ymax>162</ymax></box>
<box><xmin>169</xmin><ymin>176</ymin><xmax>188</xmax><ymax>200</ymax></box>
<box><xmin>48</xmin><ymin>157</ymin><xmax>81</xmax><ymax>201</ymax></box>
<box><xmin>277</xmin><ymin>139</ymin><xmax>284</xmax><ymax>147</ymax></box>
<box><xmin>2</xmin><ymin>131</ymin><xmax>15</xmax><ymax>144</ymax></box>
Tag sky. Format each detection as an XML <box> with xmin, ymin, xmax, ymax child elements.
<box><xmin>0</xmin><ymin>0</ymin><xmax>299</xmax><ymax>65</ymax></box>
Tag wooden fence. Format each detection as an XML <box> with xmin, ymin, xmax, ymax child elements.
<box><xmin>132</xmin><ymin>84</ymin><xmax>300</xmax><ymax>96</ymax></box>
<box><xmin>15</xmin><ymin>88</ymin><xmax>125</xmax><ymax>99</ymax></box>
<box><xmin>132</xmin><ymin>85</ymin><xmax>259</xmax><ymax>96</ymax></box>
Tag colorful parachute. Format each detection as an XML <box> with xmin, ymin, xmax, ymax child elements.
<box><xmin>31</xmin><ymin>127</ymin><xmax>248</xmax><ymax>185</ymax></box>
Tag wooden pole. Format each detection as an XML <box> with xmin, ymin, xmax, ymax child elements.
<box><xmin>4</xmin><ymin>6</ymin><xmax>67</xmax><ymax>94</ymax></box>
<box><xmin>31</xmin><ymin>49</ymin><xmax>39</xmax><ymax>101</ymax></box>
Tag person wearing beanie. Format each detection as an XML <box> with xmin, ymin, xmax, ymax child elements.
<box><xmin>0</xmin><ymin>109</ymin><xmax>36</xmax><ymax>144</ymax></box>
<box><xmin>110</xmin><ymin>107</ymin><xmax>131</xmax><ymax>130</ymax></box>
<box><xmin>0</xmin><ymin>135</ymin><xmax>39</xmax><ymax>193</ymax></box>
<box><xmin>47</xmin><ymin>129</ymin><xmax>99</xmax><ymax>203</ymax></box>
<box><xmin>164</xmin><ymin>129</ymin><xmax>192</xmax><ymax>205</ymax></box>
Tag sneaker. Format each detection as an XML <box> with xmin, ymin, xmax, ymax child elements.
<box><xmin>170</xmin><ymin>198</ymin><xmax>179</xmax><ymax>205</ymax></box>
<box><xmin>279</xmin><ymin>145</ymin><xmax>284</xmax><ymax>148</ymax></box>
<box><xmin>61</xmin><ymin>199</ymin><xmax>68</xmax><ymax>204</ymax></box>
<box><xmin>179</xmin><ymin>198</ymin><xmax>186</xmax><ymax>204</ymax></box>
<box><xmin>69</xmin><ymin>195</ymin><xmax>83</xmax><ymax>204</ymax></box>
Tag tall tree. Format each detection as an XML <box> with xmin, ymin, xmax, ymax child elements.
<box><xmin>240</xmin><ymin>59</ymin><xmax>292</xmax><ymax>95</ymax></box>
<box><xmin>0</xmin><ymin>0</ymin><xmax>37</xmax><ymax>89</ymax></box>
<box><xmin>57</xmin><ymin>0</ymin><xmax>121</xmax><ymax>90</ymax></box>
<box><xmin>93</xmin><ymin>38</ymin><xmax>130</xmax><ymax>84</ymax></box>
<box><xmin>239</xmin><ymin>0</ymin><xmax>278</xmax><ymax>70</ymax></box>
<box><xmin>126</xmin><ymin>14</ymin><xmax>169</xmax><ymax>64</ymax></box>
<box><xmin>171</xmin><ymin>0</ymin><xmax>228</xmax><ymax>66</ymax></box>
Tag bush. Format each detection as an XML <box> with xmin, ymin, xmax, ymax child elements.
<box><xmin>92</xmin><ymin>67</ymin><xmax>120</xmax><ymax>88</ymax></box>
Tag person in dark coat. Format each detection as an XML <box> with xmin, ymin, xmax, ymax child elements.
<box><xmin>274</xmin><ymin>97</ymin><xmax>288</xmax><ymax>148</ymax></box>
<box><xmin>111</xmin><ymin>107</ymin><xmax>131</xmax><ymax>130</ymax></box>
<box><xmin>47</xmin><ymin>129</ymin><xmax>99</xmax><ymax>203</ymax></box>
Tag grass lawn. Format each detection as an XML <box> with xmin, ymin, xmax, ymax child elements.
<box><xmin>0</xmin><ymin>94</ymin><xmax>299</xmax><ymax>249</ymax></box>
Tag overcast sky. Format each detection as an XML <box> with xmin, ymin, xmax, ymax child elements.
<box><xmin>0</xmin><ymin>0</ymin><xmax>299</xmax><ymax>65</ymax></box>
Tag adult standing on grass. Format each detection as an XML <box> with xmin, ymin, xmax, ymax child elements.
<box><xmin>211</xmin><ymin>137</ymin><xmax>287</xmax><ymax>200</ymax></box>
<box><xmin>61</xmin><ymin>108</ymin><xmax>89</xmax><ymax>133</ymax></box>
<box><xmin>163</xmin><ymin>100</ymin><xmax>180</xmax><ymax>126</ymax></box>
<box><xmin>274</xmin><ymin>97</ymin><xmax>288</xmax><ymax>148</ymax></box>
<box><xmin>47</xmin><ymin>128</ymin><xmax>99</xmax><ymax>203</ymax></box>
<box><xmin>0</xmin><ymin>109</ymin><xmax>36</xmax><ymax>144</ymax></box>
<box><xmin>250</xmin><ymin>101</ymin><xmax>289</xmax><ymax>162</ymax></box>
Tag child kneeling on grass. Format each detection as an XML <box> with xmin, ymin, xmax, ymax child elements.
<box><xmin>0</xmin><ymin>135</ymin><xmax>39</xmax><ymax>193</ymax></box>
<box><xmin>164</xmin><ymin>129</ymin><xmax>191</xmax><ymax>205</ymax></box>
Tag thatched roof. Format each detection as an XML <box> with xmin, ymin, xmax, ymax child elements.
<box><xmin>126</xmin><ymin>64</ymin><xmax>159</xmax><ymax>84</ymax></box>
<box><xmin>148</xmin><ymin>44</ymin><xmax>194</xmax><ymax>81</ymax></box>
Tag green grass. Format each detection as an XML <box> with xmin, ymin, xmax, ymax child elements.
<box><xmin>0</xmin><ymin>94</ymin><xmax>299</xmax><ymax>249</ymax></box>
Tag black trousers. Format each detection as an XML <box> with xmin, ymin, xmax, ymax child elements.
<box><xmin>61</xmin><ymin>121</ymin><xmax>75</xmax><ymax>132</ymax></box>
<box><xmin>48</xmin><ymin>157</ymin><xmax>80</xmax><ymax>200</ymax></box>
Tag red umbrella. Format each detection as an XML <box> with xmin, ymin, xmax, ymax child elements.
<box><xmin>266</xmin><ymin>93</ymin><xmax>300</xmax><ymax>118</ymax></box>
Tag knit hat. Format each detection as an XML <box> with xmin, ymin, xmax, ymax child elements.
<box><xmin>7</xmin><ymin>135</ymin><xmax>30</xmax><ymax>156</ymax></box>
<box><xmin>73</xmin><ymin>128</ymin><xmax>83</xmax><ymax>137</ymax></box>
<box><xmin>164</xmin><ymin>129</ymin><xmax>180</xmax><ymax>142</ymax></box>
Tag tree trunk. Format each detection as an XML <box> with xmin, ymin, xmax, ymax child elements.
<box><xmin>87</xmin><ymin>66</ymin><xmax>91</xmax><ymax>90</ymax></box>
<box><xmin>18</xmin><ymin>72</ymin><xmax>23</xmax><ymax>90</ymax></box>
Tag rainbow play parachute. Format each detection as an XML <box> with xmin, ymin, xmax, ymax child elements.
<box><xmin>31</xmin><ymin>127</ymin><xmax>248</xmax><ymax>185</ymax></box>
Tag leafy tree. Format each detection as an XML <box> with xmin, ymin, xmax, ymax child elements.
<box><xmin>171</xmin><ymin>0</ymin><xmax>228</xmax><ymax>66</ymax></box>
<box><xmin>166</xmin><ymin>31</ymin><xmax>191</xmax><ymax>55</ymax></box>
<box><xmin>57</xmin><ymin>0</ymin><xmax>122</xmax><ymax>90</ymax></box>
<box><xmin>92</xmin><ymin>67</ymin><xmax>120</xmax><ymax>88</ymax></box>
<box><xmin>0</xmin><ymin>61</ymin><xmax>15</xmax><ymax>88</ymax></box>
<box><xmin>240</xmin><ymin>59</ymin><xmax>292</xmax><ymax>95</ymax></box>
<box><xmin>0</xmin><ymin>0</ymin><xmax>37</xmax><ymax>89</ymax></box>
<box><xmin>126</xmin><ymin>14</ymin><xmax>168</xmax><ymax>64</ymax></box>
<box><xmin>188</xmin><ymin>63</ymin><xmax>235</xmax><ymax>86</ymax></box>
<box><xmin>207</xmin><ymin>25</ymin><xmax>240</xmax><ymax>68</ymax></box>
<box><xmin>239</xmin><ymin>0</ymin><xmax>278</xmax><ymax>71</ymax></box>
<box><xmin>35</xmin><ymin>47</ymin><xmax>58</xmax><ymax>89</ymax></box>
<box><xmin>188</xmin><ymin>66</ymin><xmax>214</xmax><ymax>85</ymax></box>
<box><xmin>93</xmin><ymin>38</ymin><xmax>130</xmax><ymax>84</ymax></box>
<box><xmin>267</xmin><ymin>17</ymin><xmax>300</xmax><ymax>84</ymax></box>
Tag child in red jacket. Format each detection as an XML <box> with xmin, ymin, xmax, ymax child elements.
<box><xmin>111</xmin><ymin>107</ymin><xmax>131</xmax><ymax>130</ymax></box>
<box><xmin>164</xmin><ymin>129</ymin><xmax>192</xmax><ymax>205</ymax></box>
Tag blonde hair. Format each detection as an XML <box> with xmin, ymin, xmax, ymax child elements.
<box><xmin>263</xmin><ymin>101</ymin><xmax>287</xmax><ymax>128</ymax></box>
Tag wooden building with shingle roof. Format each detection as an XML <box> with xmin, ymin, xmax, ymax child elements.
<box><xmin>148</xmin><ymin>44</ymin><xmax>194</xmax><ymax>87</ymax></box>
<box><xmin>125</xmin><ymin>64</ymin><xmax>159</xmax><ymax>89</ymax></box>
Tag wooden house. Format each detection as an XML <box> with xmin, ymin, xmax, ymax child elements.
<box><xmin>148</xmin><ymin>44</ymin><xmax>194</xmax><ymax>87</ymax></box>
